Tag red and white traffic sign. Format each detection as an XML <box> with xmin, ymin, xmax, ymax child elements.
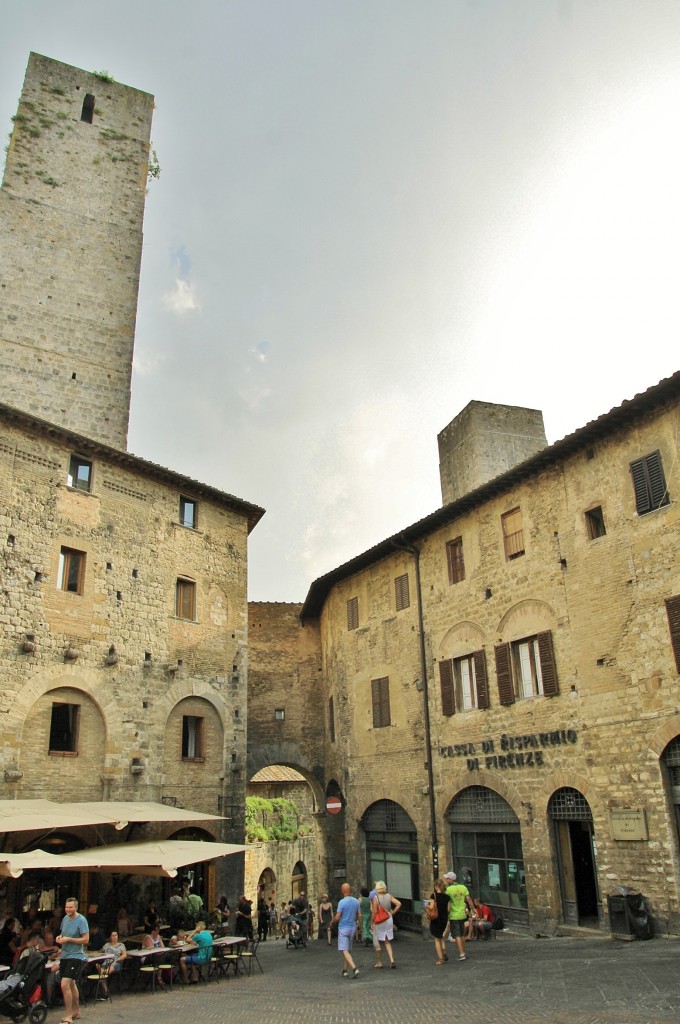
<box><xmin>326</xmin><ymin>797</ymin><xmax>342</xmax><ymax>814</ymax></box>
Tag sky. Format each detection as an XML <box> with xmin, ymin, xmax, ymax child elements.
<box><xmin>1</xmin><ymin>1</ymin><xmax>679</xmax><ymax>602</ymax></box>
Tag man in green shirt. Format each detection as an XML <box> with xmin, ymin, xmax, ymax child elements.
<box><xmin>444</xmin><ymin>871</ymin><xmax>475</xmax><ymax>961</ymax></box>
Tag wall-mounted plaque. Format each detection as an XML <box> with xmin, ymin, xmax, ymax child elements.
<box><xmin>609</xmin><ymin>807</ymin><xmax>648</xmax><ymax>841</ymax></box>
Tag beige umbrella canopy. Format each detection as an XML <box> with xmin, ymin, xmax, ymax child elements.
<box><xmin>0</xmin><ymin>840</ymin><xmax>245</xmax><ymax>878</ymax></box>
<box><xmin>0</xmin><ymin>799</ymin><xmax>224</xmax><ymax>833</ymax></box>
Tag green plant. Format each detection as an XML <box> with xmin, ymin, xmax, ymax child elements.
<box><xmin>244</xmin><ymin>796</ymin><xmax>304</xmax><ymax>843</ymax></box>
<box><xmin>147</xmin><ymin>147</ymin><xmax>160</xmax><ymax>183</ymax></box>
<box><xmin>50</xmin><ymin>87</ymin><xmax>65</xmax><ymax>96</ymax></box>
<box><xmin>93</xmin><ymin>70</ymin><xmax>114</xmax><ymax>82</ymax></box>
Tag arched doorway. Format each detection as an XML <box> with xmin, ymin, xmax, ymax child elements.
<box><xmin>291</xmin><ymin>861</ymin><xmax>307</xmax><ymax>900</ymax></box>
<box><xmin>166</xmin><ymin>826</ymin><xmax>217</xmax><ymax>915</ymax></box>
<box><xmin>549</xmin><ymin>787</ymin><xmax>600</xmax><ymax>927</ymax></box>
<box><xmin>361</xmin><ymin>800</ymin><xmax>420</xmax><ymax>930</ymax></box>
<box><xmin>16</xmin><ymin>832</ymin><xmax>87</xmax><ymax>925</ymax></box>
<box><xmin>661</xmin><ymin>736</ymin><xmax>680</xmax><ymax>849</ymax></box>
<box><xmin>446</xmin><ymin>785</ymin><xmax>527</xmax><ymax>927</ymax></box>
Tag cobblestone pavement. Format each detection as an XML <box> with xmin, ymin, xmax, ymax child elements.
<box><xmin>74</xmin><ymin>931</ymin><xmax>680</xmax><ymax>1024</ymax></box>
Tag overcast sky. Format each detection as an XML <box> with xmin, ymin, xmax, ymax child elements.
<box><xmin>2</xmin><ymin>1</ymin><xmax>679</xmax><ymax>601</ymax></box>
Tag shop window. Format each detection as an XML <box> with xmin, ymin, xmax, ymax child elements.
<box><xmin>67</xmin><ymin>455</ymin><xmax>92</xmax><ymax>492</ymax></box>
<box><xmin>630</xmin><ymin>450</ymin><xmax>670</xmax><ymax>515</ymax></box>
<box><xmin>666</xmin><ymin>596</ymin><xmax>680</xmax><ymax>673</ymax></box>
<box><xmin>371</xmin><ymin>676</ymin><xmax>391</xmax><ymax>728</ymax></box>
<box><xmin>347</xmin><ymin>596</ymin><xmax>359</xmax><ymax>631</ymax></box>
<box><xmin>182</xmin><ymin>715</ymin><xmax>203</xmax><ymax>760</ymax></box>
<box><xmin>179</xmin><ymin>496</ymin><xmax>197</xmax><ymax>529</ymax></box>
<box><xmin>175</xmin><ymin>577</ymin><xmax>196</xmax><ymax>620</ymax></box>
<box><xmin>585</xmin><ymin>506</ymin><xmax>606</xmax><ymax>539</ymax></box>
<box><xmin>57</xmin><ymin>547</ymin><xmax>85</xmax><ymax>594</ymax></box>
<box><xmin>446</xmin><ymin>537</ymin><xmax>465</xmax><ymax>584</ymax></box>
<box><xmin>395</xmin><ymin>573</ymin><xmax>410</xmax><ymax>611</ymax></box>
<box><xmin>49</xmin><ymin>703</ymin><xmax>79</xmax><ymax>755</ymax></box>
<box><xmin>439</xmin><ymin>651</ymin><xmax>489</xmax><ymax>714</ymax></box>
<box><xmin>495</xmin><ymin>631</ymin><xmax>558</xmax><ymax>706</ymax></box>
<box><xmin>501</xmin><ymin>507</ymin><xmax>524</xmax><ymax>560</ymax></box>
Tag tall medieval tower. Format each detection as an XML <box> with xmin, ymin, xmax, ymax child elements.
<box><xmin>0</xmin><ymin>53</ymin><xmax>153</xmax><ymax>449</ymax></box>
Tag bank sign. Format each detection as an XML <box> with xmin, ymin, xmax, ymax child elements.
<box><xmin>439</xmin><ymin>728</ymin><xmax>578</xmax><ymax>771</ymax></box>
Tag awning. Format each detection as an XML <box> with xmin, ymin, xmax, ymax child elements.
<box><xmin>0</xmin><ymin>840</ymin><xmax>245</xmax><ymax>879</ymax></box>
<box><xmin>0</xmin><ymin>799</ymin><xmax>224</xmax><ymax>833</ymax></box>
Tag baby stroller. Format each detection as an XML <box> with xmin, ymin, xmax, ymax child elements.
<box><xmin>285</xmin><ymin>913</ymin><xmax>307</xmax><ymax>949</ymax></box>
<box><xmin>0</xmin><ymin>949</ymin><xmax>48</xmax><ymax>1024</ymax></box>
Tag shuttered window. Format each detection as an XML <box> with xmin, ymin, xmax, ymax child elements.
<box><xmin>439</xmin><ymin>651</ymin><xmax>489</xmax><ymax>713</ymax></box>
<box><xmin>329</xmin><ymin>696</ymin><xmax>336</xmax><ymax>743</ymax></box>
<box><xmin>446</xmin><ymin>537</ymin><xmax>465</xmax><ymax>584</ymax></box>
<box><xmin>495</xmin><ymin>631</ymin><xmax>558</xmax><ymax>703</ymax></box>
<box><xmin>395</xmin><ymin>573</ymin><xmax>410</xmax><ymax>611</ymax></box>
<box><xmin>175</xmin><ymin>577</ymin><xmax>196</xmax><ymax>620</ymax></box>
<box><xmin>501</xmin><ymin>507</ymin><xmax>525</xmax><ymax>560</ymax></box>
<box><xmin>347</xmin><ymin>596</ymin><xmax>359</xmax><ymax>631</ymax></box>
<box><xmin>630</xmin><ymin>451</ymin><xmax>670</xmax><ymax>515</ymax></box>
<box><xmin>371</xmin><ymin>677</ymin><xmax>391</xmax><ymax>728</ymax></box>
<box><xmin>666</xmin><ymin>596</ymin><xmax>680</xmax><ymax>673</ymax></box>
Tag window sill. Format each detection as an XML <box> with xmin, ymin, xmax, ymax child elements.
<box><xmin>181</xmin><ymin>756</ymin><xmax>205</xmax><ymax>763</ymax></box>
<box><xmin>173</xmin><ymin>522</ymin><xmax>203</xmax><ymax>535</ymax></box>
<box><xmin>49</xmin><ymin>750</ymin><xmax>78</xmax><ymax>757</ymax></box>
<box><xmin>172</xmin><ymin>616</ymin><xmax>198</xmax><ymax>624</ymax></box>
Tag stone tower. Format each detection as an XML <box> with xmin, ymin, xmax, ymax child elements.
<box><xmin>0</xmin><ymin>53</ymin><xmax>154</xmax><ymax>449</ymax></box>
<box><xmin>438</xmin><ymin>400</ymin><xmax>548</xmax><ymax>505</ymax></box>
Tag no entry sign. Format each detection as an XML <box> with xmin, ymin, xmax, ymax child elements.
<box><xmin>326</xmin><ymin>796</ymin><xmax>342</xmax><ymax>814</ymax></box>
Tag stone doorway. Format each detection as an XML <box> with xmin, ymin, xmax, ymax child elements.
<box><xmin>549</xmin><ymin>787</ymin><xmax>601</xmax><ymax>928</ymax></box>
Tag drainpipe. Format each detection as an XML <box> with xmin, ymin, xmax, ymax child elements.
<box><xmin>392</xmin><ymin>537</ymin><xmax>439</xmax><ymax>881</ymax></box>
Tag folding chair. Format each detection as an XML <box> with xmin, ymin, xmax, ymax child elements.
<box><xmin>221</xmin><ymin>945</ymin><xmax>243</xmax><ymax>978</ymax></box>
<box><xmin>85</xmin><ymin>956</ymin><xmax>115</xmax><ymax>1003</ymax></box>
<box><xmin>241</xmin><ymin>938</ymin><xmax>263</xmax><ymax>975</ymax></box>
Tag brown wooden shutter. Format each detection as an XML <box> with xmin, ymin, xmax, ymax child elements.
<box><xmin>439</xmin><ymin>661</ymin><xmax>455</xmax><ymax>716</ymax></box>
<box><xmin>329</xmin><ymin>696</ymin><xmax>336</xmax><ymax>743</ymax></box>
<box><xmin>537</xmin><ymin>630</ymin><xmax>559</xmax><ymax>696</ymax></box>
<box><xmin>395</xmin><ymin>573</ymin><xmax>410</xmax><ymax>610</ymax></box>
<box><xmin>347</xmin><ymin>597</ymin><xmax>359</xmax><ymax>630</ymax></box>
<box><xmin>495</xmin><ymin>643</ymin><xmax>514</xmax><ymax>706</ymax></box>
<box><xmin>473</xmin><ymin>649</ymin><xmax>489</xmax><ymax>709</ymax></box>
<box><xmin>666</xmin><ymin>596</ymin><xmax>680</xmax><ymax>673</ymax></box>
<box><xmin>371</xmin><ymin>677</ymin><xmax>391</xmax><ymax>728</ymax></box>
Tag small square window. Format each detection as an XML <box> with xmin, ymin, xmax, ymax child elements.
<box><xmin>446</xmin><ymin>537</ymin><xmax>465</xmax><ymax>584</ymax></box>
<box><xmin>347</xmin><ymin>596</ymin><xmax>359</xmax><ymax>631</ymax></box>
<box><xmin>49</xmin><ymin>702</ymin><xmax>79</xmax><ymax>754</ymax></box>
<box><xmin>175</xmin><ymin>578</ymin><xmax>196</xmax><ymax>620</ymax></box>
<box><xmin>585</xmin><ymin>506</ymin><xmax>606</xmax><ymax>539</ymax></box>
<box><xmin>180</xmin><ymin>496</ymin><xmax>197</xmax><ymax>529</ymax></box>
<box><xmin>274</xmin><ymin>709</ymin><xmax>285</xmax><ymax>721</ymax></box>
<box><xmin>182</xmin><ymin>715</ymin><xmax>203</xmax><ymax>759</ymax></box>
<box><xmin>57</xmin><ymin>547</ymin><xmax>85</xmax><ymax>594</ymax></box>
<box><xmin>67</xmin><ymin>456</ymin><xmax>92</xmax><ymax>492</ymax></box>
<box><xmin>395</xmin><ymin>573</ymin><xmax>410</xmax><ymax>611</ymax></box>
<box><xmin>501</xmin><ymin>507</ymin><xmax>525</xmax><ymax>560</ymax></box>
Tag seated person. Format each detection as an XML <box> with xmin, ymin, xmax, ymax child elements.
<box><xmin>179</xmin><ymin>921</ymin><xmax>213</xmax><ymax>983</ymax></box>
<box><xmin>169</xmin><ymin>929</ymin><xmax>187</xmax><ymax>947</ymax></box>
<box><xmin>87</xmin><ymin>921</ymin><xmax>107</xmax><ymax>951</ymax></box>
<box><xmin>12</xmin><ymin>930</ymin><xmax>42</xmax><ymax>967</ymax></box>
<box><xmin>141</xmin><ymin>926</ymin><xmax>169</xmax><ymax>987</ymax></box>
<box><xmin>97</xmin><ymin>930</ymin><xmax>127</xmax><ymax>999</ymax></box>
<box><xmin>467</xmin><ymin>898</ymin><xmax>494</xmax><ymax>939</ymax></box>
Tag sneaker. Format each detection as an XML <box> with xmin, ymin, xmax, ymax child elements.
<box><xmin>342</xmin><ymin>969</ymin><xmax>348</xmax><ymax>977</ymax></box>
<box><xmin>353</xmin><ymin>968</ymin><xmax>360</xmax><ymax>978</ymax></box>
<box><xmin>446</xmin><ymin>934</ymin><xmax>455</xmax><ymax>943</ymax></box>
<box><xmin>458</xmin><ymin>955</ymin><xmax>466</xmax><ymax>961</ymax></box>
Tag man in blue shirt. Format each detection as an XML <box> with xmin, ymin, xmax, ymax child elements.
<box><xmin>180</xmin><ymin>920</ymin><xmax>213</xmax><ymax>983</ymax></box>
<box><xmin>56</xmin><ymin>897</ymin><xmax>89</xmax><ymax>1023</ymax></box>
<box><xmin>332</xmin><ymin>883</ymin><xmax>361</xmax><ymax>978</ymax></box>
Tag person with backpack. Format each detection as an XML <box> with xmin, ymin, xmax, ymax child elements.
<box><xmin>466</xmin><ymin>897</ymin><xmax>494</xmax><ymax>940</ymax></box>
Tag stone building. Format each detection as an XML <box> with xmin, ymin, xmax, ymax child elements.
<box><xmin>251</xmin><ymin>375</ymin><xmax>680</xmax><ymax>935</ymax></box>
<box><xmin>0</xmin><ymin>54</ymin><xmax>263</xmax><ymax>917</ymax></box>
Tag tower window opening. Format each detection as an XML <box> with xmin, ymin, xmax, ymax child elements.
<box><xmin>81</xmin><ymin>94</ymin><xmax>95</xmax><ymax>123</ymax></box>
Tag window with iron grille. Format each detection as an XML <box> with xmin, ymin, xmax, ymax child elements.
<box><xmin>495</xmin><ymin>631</ymin><xmax>558</xmax><ymax>705</ymax></box>
<box><xmin>585</xmin><ymin>505</ymin><xmax>606</xmax><ymax>539</ymax></box>
<box><xmin>501</xmin><ymin>507</ymin><xmax>525</xmax><ymax>560</ymax></box>
<box><xmin>548</xmin><ymin>787</ymin><xmax>592</xmax><ymax>821</ymax></box>
<box><xmin>175</xmin><ymin>577</ymin><xmax>196</xmax><ymax>620</ymax></box>
<box><xmin>666</xmin><ymin>596</ymin><xmax>680</xmax><ymax>673</ymax></box>
<box><xmin>446</xmin><ymin>537</ymin><xmax>465</xmax><ymax>584</ymax></box>
<box><xmin>57</xmin><ymin>547</ymin><xmax>85</xmax><ymax>595</ymax></box>
<box><xmin>395</xmin><ymin>573</ymin><xmax>410</xmax><ymax>611</ymax></box>
<box><xmin>439</xmin><ymin>651</ymin><xmax>489</xmax><ymax>714</ymax></box>
<box><xmin>347</xmin><ymin>596</ymin><xmax>359</xmax><ymax>631</ymax></box>
<box><xmin>329</xmin><ymin>696</ymin><xmax>335</xmax><ymax>743</ymax></box>
<box><xmin>630</xmin><ymin>450</ymin><xmax>670</xmax><ymax>515</ymax></box>
<box><xmin>371</xmin><ymin>676</ymin><xmax>391</xmax><ymax>728</ymax></box>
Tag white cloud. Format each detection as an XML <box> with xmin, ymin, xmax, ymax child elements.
<box><xmin>162</xmin><ymin>278</ymin><xmax>200</xmax><ymax>314</ymax></box>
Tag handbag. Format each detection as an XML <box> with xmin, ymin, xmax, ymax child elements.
<box><xmin>373</xmin><ymin>901</ymin><xmax>390</xmax><ymax>925</ymax></box>
<box><xmin>425</xmin><ymin>899</ymin><xmax>439</xmax><ymax>921</ymax></box>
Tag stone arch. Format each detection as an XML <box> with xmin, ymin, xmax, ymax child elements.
<box><xmin>533</xmin><ymin>770</ymin><xmax>608</xmax><ymax>828</ymax></box>
<box><xmin>442</xmin><ymin>770</ymin><xmax>525</xmax><ymax>824</ymax></box>
<box><xmin>246</xmin><ymin>749</ymin><xmax>325</xmax><ymax>808</ymax></box>
<box><xmin>161</xmin><ymin>679</ymin><xmax>229</xmax><ymax>731</ymax></box>
<box><xmin>162</xmin><ymin>695</ymin><xmax>225</xmax><ymax>799</ymax></box>
<box><xmin>437</xmin><ymin>620</ymin><xmax>485</xmax><ymax>659</ymax></box>
<box><xmin>19</xmin><ymin>684</ymin><xmax>106</xmax><ymax>798</ymax></box>
<box><xmin>6</xmin><ymin>667</ymin><xmax>123</xmax><ymax>748</ymax></box>
<box><xmin>497</xmin><ymin>599</ymin><xmax>557</xmax><ymax>640</ymax></box>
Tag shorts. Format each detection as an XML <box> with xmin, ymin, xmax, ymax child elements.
<box><xmin>449</xmin><ymin>919</ymin><xmax>466</xmax><ymax>938</ymax></box>
<box><xmin>337</xmin><ymin>929</ymin><xmax>354</xmax><ymax>952</ymax></box>
<box><xmin>184</xmin><ymin>954</ymin><xmax>204</xmax><ymax>965</ymax></box>
<box><xmin>60</xmin><ymin>959</ymin><xmax>86</xmax><ymax>980</ymax></box>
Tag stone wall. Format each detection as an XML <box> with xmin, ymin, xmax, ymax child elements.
<box><xmin>0</xmin><ymin>53</ymin><xmax>153</xmax><ymax>449</ymax></box>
